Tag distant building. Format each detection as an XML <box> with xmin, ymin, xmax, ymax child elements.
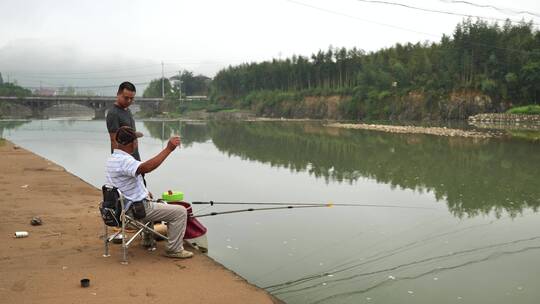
<box><xmin>185</xmin><ymin>95</ymin><xmax>208</xmax><ymax>101</ymax></box>
<box><xmin>34</xmin><ymin>88</ymin><xmax>57</xmax><ymax>96</ymax></box>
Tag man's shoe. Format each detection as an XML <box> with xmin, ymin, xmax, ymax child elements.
<box><xmin>165</xmin><ymin>249</ymin><xmax>194</xmax><ymax>259</ymax></box>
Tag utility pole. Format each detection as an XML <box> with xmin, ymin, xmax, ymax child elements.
<box><xmin>178</xmin><ymin>71</ymin><xmax>183</xmax><ymax>102</ymax></box>
<box><xmin>161</xmin><ymin>61</ymin><xmax>165</xmax><ymax>98</ymax></box>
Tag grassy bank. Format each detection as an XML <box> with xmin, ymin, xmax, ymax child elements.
<box><xmin>506</xmin><ymin>105</ymin><xmax>540</xmax><ymax>115</ymax></box>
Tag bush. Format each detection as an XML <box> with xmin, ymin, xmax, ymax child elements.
<box><xmin>206</xmin><ymin>103</ymin><xmax>233</xmax><ymax>113</ymax></box>
<box><xmin>506</xmin><ymin>105</ymin><xmax>540</xmax><ymax>115</ymax></box>
<box><xmin>480</xmin><ymin>79</ymin><xmax>497</xmax><ymax>95</ymax></box>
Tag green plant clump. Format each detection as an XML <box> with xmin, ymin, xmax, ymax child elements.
<box><xmin>506</xmin><ymin>105</ymin><xmax>540</xmax><ymax>115</ymax></box>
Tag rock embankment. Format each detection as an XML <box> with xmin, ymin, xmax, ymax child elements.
<box><xmin>327</xmin><ymin>123</ymin><xmax>498</xmax><ymax>138</ymax></box>
<box><xmin>468</xmin><ymin>113</ymin><xmax>540</xmax><ymax>125</ymax></box>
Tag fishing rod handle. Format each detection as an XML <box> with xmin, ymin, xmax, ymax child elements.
<box><xmin>192</xmin><ymin>201</ymin><xmax>214</xmax><ymax>206</ymax></box>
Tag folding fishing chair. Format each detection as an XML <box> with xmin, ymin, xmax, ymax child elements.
<box><xmin>100</xmin><ymin>184</ymin><xmax>168</xmax><ymax>264</ymax></box>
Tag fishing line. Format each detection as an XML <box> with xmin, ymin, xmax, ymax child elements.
<box><xmin>191</xmin><ymin>204</ymin><xmax>214</xmax><ymax>216</ymax></box>
<box><xmin>252</xmin><ymin>214</ymin><xmax>449</xmax><ymax>284</ymax></box>
<box><xmin>193</xmin><ymin>205</ymin><xmax>329</xmax><ymax>218</ymax></box>
<box><xmin>269</xmin><ymin>231</ymin><xmax>535</xmax><ymax>291</ymax></box>
<box><xmin>263</xmin><ymin>220</ymin><xmax>479</xmax><ymax>290</ymax></box>
<box><xmin>267</xmin><ymin>235</ymin><xmax>540</xmax><ymax>293</ymax></box>
<box><xmin>192</xmin><ymin>201</ymin><xmax>436</xmax><ymax>210</ymax></box>
<box><xmin>313</xmin><ymin>219</ymin><xmax>498</xmax><ymax>279</ymax></box>
<box><xmin>307</xmin><ymin>245</ymin><xmax>540</xmax><ymax>304</ymax></box>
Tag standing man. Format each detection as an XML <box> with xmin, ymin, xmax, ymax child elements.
<box><xmin>107</xmin><ymin>82</ymin><xmax>153</xmax><ymax>247</ymax></box>
<box><xmin>106</xmin><ymin>81</ymin><xmax>142</xmax><ymax>161</ymax></box>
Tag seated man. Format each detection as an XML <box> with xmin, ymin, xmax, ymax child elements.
<box><xmin>105</xmin><ymin>126</ymin><xmax>193</xmax><ymax>259</ymax></box>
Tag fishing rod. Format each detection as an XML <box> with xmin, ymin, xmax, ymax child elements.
<box><xmin>193</xmin><ymin>204</ymin><xmax>330</xmax><ymax>218</ymax></box>
<box><xmin>192</xmin><ymin>201</ymin><xmax>435</xmax><ymax>210</ymax></box>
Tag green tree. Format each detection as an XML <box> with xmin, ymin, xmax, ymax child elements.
<box><xmin>210</xmin><ymin>20</ymin><xmax>539</xmax><ymax>120</ymax></box>
<box><xmin>143</xmin><ymin>78</ymin><xmax>172</xmax><ymax>98</ymax></box>
<box><xmin>521</xmin><ymin>60</ymin><xmax>540</xmax><ymax>103</ymax></box>
<box><xmin>0</xmin><ymin>82</ymin><xmax>31</xmax><ymax>97</ymax></box>
<box><xmin>170</xmin><ymin>70</ymin><xmax>211</xmax><ymax>97</ymax></box>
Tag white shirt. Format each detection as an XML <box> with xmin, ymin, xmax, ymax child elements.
<box><xmin>105</xmin><ymin>149</ymin><xmax>148</xmax><ymax>202</ymax></box>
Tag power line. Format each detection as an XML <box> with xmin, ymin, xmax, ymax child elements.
<box><xmin>9</xmin><ymin>71</ymin><xmax>179</xmax><ymax>80</ymax></box>
<box><xmin>3</xmin><ymin>60</ymin><xmax>231</xmax><ymax>76</ymax></box>
<box><xmin>286</xmin><ymin>0</ymin><xmax>439</xmax><ymax>38</ymax></box>
<box><xmin>355</xmin><ymin>0</ymin><xmax>540</xmax><ymax>26</ymax></box>
<box><xmin>5</xmin><ymin>64</ymin><xmax>162</xmax><ymax>76</ymax></box>
<box><xmin>287</xmin><ymin>0</ymin><xmax>538</xmax><ymax>55</ymax></box>
<box><xmin>21</xmin><ymin>81</ymin><xmax>152</xmax><ymax>90</ymax></box>
<box><xmin>439</xmin><ymin>0</ymin><xmax>540</xmax><ymax>18</ymax></box>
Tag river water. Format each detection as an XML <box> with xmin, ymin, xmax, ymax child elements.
<box><xmin>1</xmin><ymin>119</ymin><xmax>540</xmax><ymax>304</ymax></box>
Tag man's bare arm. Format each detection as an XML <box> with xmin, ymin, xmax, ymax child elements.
<box><xmin>136</xmin><ymin>136</ymin><xmax>180</xmax><ymax>174</ymax></box>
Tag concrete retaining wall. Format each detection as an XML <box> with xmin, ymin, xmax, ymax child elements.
<box><xmin>468</xmin><ymin>113</ymin><xmax>540</xmax><ymax>125</ymax></box>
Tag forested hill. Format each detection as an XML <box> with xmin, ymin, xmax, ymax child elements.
<box><xmin>211</xmin><ymin>20</ymin><xmax>540</xmax><ymax>121</ymax></box>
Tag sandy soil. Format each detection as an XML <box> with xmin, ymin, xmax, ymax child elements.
<box><xmin>0</xmin><ymin>140</ymin><xmax>279</xmax><ymax>304</ymax></box>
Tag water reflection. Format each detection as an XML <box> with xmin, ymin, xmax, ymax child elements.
<box><xmin>143</xmin><ymin>121</ymin><xmax>210</xmax><ymax>147</ymax></box>
<box><xmin>144</xmin><ymin>121</ymin><xmax>540</xmax><ymax>218</ymax></box>
<box><xmin>2</xmin><ymin>119</ymin><xmax>539</xmax><ymax>303</ymax></box>
<box><xmin>2</xmin><ymin>120</ymin><xmax>539</xmax><ymax>219</ymax></box>
<box><xmin>0</xmin><ymin>120</ymin><xmax>30</xmax><ymax>137</ymax></box>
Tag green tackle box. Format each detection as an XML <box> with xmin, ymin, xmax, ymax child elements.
<box><xmin>162</xmin><ymin>191</ymin><xmax>184</xmax><ymax>202</ymax></box>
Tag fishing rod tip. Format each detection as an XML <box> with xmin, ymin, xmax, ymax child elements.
<box><xmin>326</xmin><ymin>203</ymin><xmax>334</xmax><ymax>208</ymax></box>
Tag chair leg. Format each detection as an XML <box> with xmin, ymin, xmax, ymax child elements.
<box><xmin>121</xmin><ymin>211</ymin><xmax>128</xmax><ymax>265</ymax></box>
<box><xmin>103</xmin><ymin>224</ymin><xmax>110</xmax><ymax>257</ymax></box>
<box><xmin>147</xmin><ymin>222</ymin><xmax>157</xmax><ymax>251</ymax></box>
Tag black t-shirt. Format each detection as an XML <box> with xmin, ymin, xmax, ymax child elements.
<box><xmin>106</xmin><ymin>104</ymin><xmax>141</xmax><ymax>161</ymax></box>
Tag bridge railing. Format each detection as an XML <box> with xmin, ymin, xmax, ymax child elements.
<box><xmin>0</xmin><ymin>96</ymin><xmax>163</xmax><ymax>102</ymax></box>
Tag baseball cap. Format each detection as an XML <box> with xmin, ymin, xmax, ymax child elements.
<box><xmin>116</xmin><ymin>126</ymin><xmax>143</xmax><ymax>145</ymax></box>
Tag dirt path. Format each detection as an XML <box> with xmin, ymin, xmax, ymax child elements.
<box><xmin>0</xmin><ymin>140</ymin><xmax>279</xmax><ymax>304</ymax></box>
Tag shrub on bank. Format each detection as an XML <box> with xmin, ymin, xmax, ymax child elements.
<box><xmin>506</xmin><ymin>105</ymin><xmax>540</xmax><ymax>115</ymax></box>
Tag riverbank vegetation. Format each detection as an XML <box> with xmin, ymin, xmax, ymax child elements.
<box><xmin>143</xmin><ymin>70</ymin><xmax>220</xmax><ymax>117</ymax></box>
<box><xmin>0</xmin><ymin>76</ymin><xmax>33</xmax><ymax>118</ymax></box>
<box><xmin>0</xmin><ymin>75</ymin><xmax>32</xmax><ymax>97</ymax></box>
<box><xmin>211</xmin><ymin>20</ymin><xmax>540</xmax><ymax>121</ymax></box>
<box><xmin>143</xmin><ymin>70</ymin><xmax>211</xmax><ymax>99</ymax></box>
<box><xmin>506</xmin><ymin>104</ymin><xmax>540</xmax><ymax>115</ymax></box>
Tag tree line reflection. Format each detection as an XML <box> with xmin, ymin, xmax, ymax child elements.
<box><xmin>2</xmin><ymin>120</ymin><xmax>538</xmax><ymax>218</ymax></box>
<box><xmin>151</xmin><ymin>121</ymin><xmax>540</xmax><ymax>218</ymax></box>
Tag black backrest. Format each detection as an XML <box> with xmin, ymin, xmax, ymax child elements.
<box><xmin>100</xmin><ymin>185</ymin><xmax>122</xmax><ymax>227</ymax></box>
<box><xmin>102</xmin><ymin>185</ymin><xmax>120</xmax><ymax>203</ymax></box>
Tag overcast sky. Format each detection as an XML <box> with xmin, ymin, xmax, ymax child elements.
<box><xmin>1</xmin><ymin>0</ymin><xmax>538</xmax><ymax>95</ymax></box>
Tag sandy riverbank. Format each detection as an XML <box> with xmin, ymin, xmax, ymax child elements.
<box><xmin>327</xmin><ymin>122</ymin><xmax>500</xmax><ymax>138</ymax></box>
<box><xmin>0</xmin><ymin>140</ymin><xmax>279</xmax><ymax>304</ymax></box>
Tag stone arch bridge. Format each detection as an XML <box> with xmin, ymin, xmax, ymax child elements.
<box><xmin>0</xmin><ymin>96</ymin><xmax>163</xmax><ymax>119</ymax></box>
